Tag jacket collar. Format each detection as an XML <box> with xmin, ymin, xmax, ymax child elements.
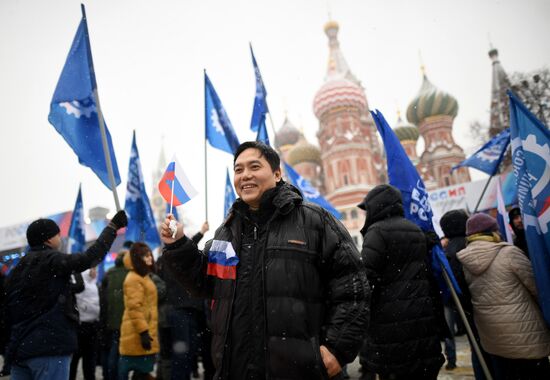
<box><xmin>224</xmin><ymin>181</ymin><xmax>302</xmax><ymax>226</ymax></box>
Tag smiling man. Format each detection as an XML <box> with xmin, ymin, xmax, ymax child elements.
<box><xmin>160</xmin><ymin>141</ymin><xmax>370</xmax><ymax>380</ymax></box>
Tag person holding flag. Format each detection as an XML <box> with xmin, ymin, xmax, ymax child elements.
<box><xmin>457</xmin><ymin>213</ymin><xmax>550</xmax><ymax>379</ymax></box>
<box><xmin>160</xmin><ymin>141</ymin><xmax>369</xmax><ymax>379</ymax></box>
<box><xmin>5</xmin><ymin>210</ymin><xmax>127</xmax><ymax>380</ymax></box>
<box><xmin>357</xmin><ymin>184</ymin><xmax>446</xmax><ymax>379</ymax></box>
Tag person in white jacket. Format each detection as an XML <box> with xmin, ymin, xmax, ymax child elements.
<box><xmin>457</xmin><ymin>213</ymin><xmax>550</xmax><ymax>380</ymax></box>
<box><xmin>70</xmin><ymin>268</ymin><xmax>101</xmax><ymax>380</ymax></box>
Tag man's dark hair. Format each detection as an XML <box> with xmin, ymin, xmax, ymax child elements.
<box><xmin>233</xmin><ymin>141</ymin><xmax>280</xmax><ymax>172</ymax></box>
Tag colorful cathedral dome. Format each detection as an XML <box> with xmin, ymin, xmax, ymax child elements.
<box><xmin>275</xmin><ymin>117</ymin><xmax>302</xmax><ymax>148</ymax></box>
<box><xmin>313</xmin><ymin>79</ymin><xmax>367</xmax><ymax>119</ymax></box>
<box><xmin>287</xmin><ymin>136</ymin><xmax>322</xmax><ymax>166</ymax></box>
<box><xmin>406</xmin><ymin>73</ymin><xmax>458</xmax><ymax>125</ymax></box>
<box><xmin>313</xmin><ymin>20</ymin><xmax>367</xmax><ymax>119</ymax></box>
<box><xmin>394</xmin><ymin>113</ymin><xmax>419</xmax><ymax>141</ymax></box>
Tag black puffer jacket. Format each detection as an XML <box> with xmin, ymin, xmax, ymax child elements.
<box><xmin>163</xmin><ymin>182</ymin><xmax>370</xmax><ymax>380</ymax></box>
<box><xmin>359</xmin><ymin>185</ymin><xmax>444</xmax><ymax>377</ymax></box>
<box><xmin>5</xmin><ymin>225</ymin><xmax>117</xmax><ymax>362</ymax></box>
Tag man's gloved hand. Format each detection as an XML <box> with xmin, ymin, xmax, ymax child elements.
<box><xmin>139</xmin><ymin>330</ymin><xmax>153</xmax><ymax>351</ymax></box>
<box><xmin>109</xmin><ymin>210</ymin><xmax>128</xmax><ymax>230</ymax></box>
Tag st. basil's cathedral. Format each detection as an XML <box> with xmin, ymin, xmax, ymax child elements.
<box><xmin>276</xmin><ymin>20</ymin><xmax>471</xmax><ymax>245</ymax></box>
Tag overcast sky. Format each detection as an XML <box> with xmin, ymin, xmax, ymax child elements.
<box><xmin>1</xmin><ymin>0</ymin><xmax>549</xmax><ymax>233</ymax></box>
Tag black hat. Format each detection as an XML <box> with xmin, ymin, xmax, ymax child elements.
<box><xmin>440</xmin><ymin>209</ymin><xmax>469</xmax><ymax>238</ymax></box>
<box><xmin>508</xmin><ymin>207</ymin><xmax>521</xmax><ymax>221</ymax></box>
<box><xmin>26</xmin><ymin>219</ymin><xmax>60</xmax><ymax>247</ymax></box>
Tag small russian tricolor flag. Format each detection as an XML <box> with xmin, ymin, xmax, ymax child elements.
<box><xmin>496</xmin><ymin>178</ymin><xmax>513</xmax><ymax>243</ymax></box>
<box><xmin>158</xmin><ymin>156</ymin><xmax>198</xmax><ymax>207</ymax></box>
<box><xmin>207</xmin><ymin>240</ymin><xmax>239</xmax><ymax>280</ymax></box>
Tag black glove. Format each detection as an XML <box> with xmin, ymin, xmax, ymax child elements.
<box><xmin>139</xmin><ymin>330</ymin><xmax>153</xmax><ymax>351</ymax></box>
<box><xmin>109</xmin><ymin>210</ymin><xmax>128</xmax><ymax>230</ymax></box>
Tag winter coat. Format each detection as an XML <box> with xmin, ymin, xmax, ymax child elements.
<box><xmin>119</xmin><ymin>253</ymin><xmax>159</xmax><ymax>356</ymax></box>
<box><xmin>359</xmin><ymin>184</ymin><xmax>444</xmax><ymax>377</ymax></box>
<box><xmin>457</xmin><ymin>238</ymin><xmax>550</xmax><ymax>359</ymax></box>
<box><xmin>5</xmin><ymin>225</ymin><xmax>117</xmax><ymax>362</ymax></box>
<box><xmin>163</xmin><ymin>182</ymin><xmax>370</xmax><ymax>380</ymax></box>
<box><xmin>101</xmin><ymin>253</ymin><xmax>129</xmax><ymax>331</ymax></box>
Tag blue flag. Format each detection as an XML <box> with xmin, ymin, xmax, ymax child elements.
<box><xmin>452</xmin><ymin>128</ymin><xmax>510</xmax><ymax>175</ymax></box>
<box><xmin>283</xmin><ymin>162</ymin><xmax>341</xmax><ymax>219</ymax></box>
<box><xmin>205</xmin><ymin>72</ymin><xmax>240</xmax><ymax>154</ymax></box>
<box><xmin>166</xmin><ymin>203</ymin><xmax>179</xmax><ymax>222</ymax></box>
<box><xmin>48</xmin><ymin>6</ymin><xmax>121</xmax><ymax>189</ymax></box>
<box><xmin>124</xmin><ymin>131</ymin><xmax>161</xmax><ymax>250</ymax></box>
<box><xmin>256</xmin><ymin>121</ymin><xmax>270</xmax><ymax>146</ymax></box>
<box><xmin>372</xmin><ymin>110</ymin><xmax>461</xmax><ymax>295</ymax></box>
<box><xmin>249</xmin><ymin>44</ymin><xmax>269</xmax><ymax>133</ymax></box>
<box><xmin>508</xmin><ymin>91</ymin><xmax>550</xmax><ymax>326</ymax></box>
<box><xmin>67</xmin><ymin>185</ymin><xmax>86</xmax><ymax>254</ymax></box>
<box><xmin>224</xmin><ymin>168</ymin><xmax>236</xmax><ymax>217</ymax></box>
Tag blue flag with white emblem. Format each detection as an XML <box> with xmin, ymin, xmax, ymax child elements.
<box><xmin>48</xmin><ymin>6</ymin><xmax>121</xmax><ymax>189</ymax></box>
<box><xmin>249</xmin><ymin>44</ymin><xmax>269</xmax><ymax>133</ymax></box>
<box><xmin>224</xmin><ymin>168</ymin><xmax>236</xmax><ymax>217</ymax></box>
<box><xmin>124</xmin><ymin>131</ymin><xmax>161</xmax><ymax>249</ymax></box>
<box><xmin>256</xmin><ymin>121</ymin><xmax>270</xmax><ymax>146</ymax></box>
<box><xmin>508</xmin><ymin>91</ymin><xmax>550</xmax><ymax>327</ymax></box>
<box><xmin>67</xmin><ymin>185</ymin><xmax>86</xmax><ymax>254</ymax></box>
<box><xmin>205</xmin><ymin>72</ymin><xmax>240</xmax><ymax>154</ymax></box>
<box><xmin>372</xmin><ymin>109</ymin><xmax>460</xmax><ymax>295</ymax></box>
<box><xmin>283</xmin><ymin>162</ymin><xmax>341</xmax><ymax>219</ymax></box>
<box><xmin>452</xmin><ymin>128</ymin><xmax>510</xmax><ymax>175</ymax></box>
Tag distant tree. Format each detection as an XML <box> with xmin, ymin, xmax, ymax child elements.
<box><xmin>469</xmin><ymin>67</ymin><xmax>549</xmax><ymax>146</ymax></box>
<box><xmin>510</xmin><ymin>68</ymin><xmax>550</xmax><ymax>127</ymax></box>
<box><xmin>468</xmin><ymin>120</ymin><xmax>490</xmax><ymax>147</ymax></box>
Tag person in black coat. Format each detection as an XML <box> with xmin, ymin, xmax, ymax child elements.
<box><xmin>358</xmin><ymin>184</ymin><xmax>444</xmax><ymax>380</ymax></box>
<box><xmin>5</xmin><ymin>211</ymin><xmax>127</xmax><ymax>380</ymax></box>
<box><xmin>160</xmin><ymin>141</ymin><xmax>370</xmax><ymax>380</ymax></box>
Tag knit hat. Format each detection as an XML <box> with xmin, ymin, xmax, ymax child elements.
<box><xmin>440</xmin><ymin>209</ymin><xmax>469</xmax><ymax>238</ymax></box>
<box><xmin>466</xmin><ymin>213</ymin><xmax>498</xmax><ymax>236</ymax></box>
<box><xmin>26</xmin><ymin>219</ymin><xmax>60</xmax><ymax>247</ymax></box>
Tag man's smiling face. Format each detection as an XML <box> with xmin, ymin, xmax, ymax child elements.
<box><xmin>234</xmin><ymin>148</ymin><xmax>281</xmax><ymax>210</ymax></box>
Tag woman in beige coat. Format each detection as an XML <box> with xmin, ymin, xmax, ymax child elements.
<box><xmin>118</xmin><ymin>242</ymin><xmax>159</xmax><ymax>380</ymax></box>
<box><xmin>457</xmin><ymin>213</ymin><xmax>550</xmax><ymax>380</ymax></box>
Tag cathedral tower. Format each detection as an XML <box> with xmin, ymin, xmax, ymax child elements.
<box><xmin>313</xmin><ymin>20</ymin><xmax>383</xmax><ymax>243</ymax></box>
<box><xmin>407</xmin><ymin>70</ymin><xmax>470</xmax><ymax>188</ymax></box>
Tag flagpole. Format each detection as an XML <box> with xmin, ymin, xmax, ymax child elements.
<box><xmin>473</xmin><ymin>173</ymin><xmax>495</xmax><ymax>213</ymax></box>
<box><xmin>81</xmin><ymin>5</ymin><xmax>120</xmax><ymax>211</ymax></box>
<box><xmin>440</xmin><ymin>264</ymin><xmax>493</xmax><ymax>380</ymax></box>
<box><xmin>204</xmin><ymin>69</ymin><xmax>209</xmax><ymax>222</ymax></box>
<box><xmin>169</xmin><ymin>178</ymin><xmax>175</xmax><ymax>216</ymax></box>
<box><xmin>267</xmin><ymin>112</ymin><xmax>277</xmax><ymax>143</ymax></box>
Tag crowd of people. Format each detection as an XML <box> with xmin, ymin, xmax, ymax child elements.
<box><xmin>1</xmin><ymin>141</ymin><xmax>549</xmax><ymax>380</ymax></box>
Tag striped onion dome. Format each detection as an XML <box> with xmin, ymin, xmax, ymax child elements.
<box><xmin>287</xmin><ymin>137</ymin><xmax>322</xmax><ymax>166</ymax></box>
<box><xmin>394</xmin><ymin>114</ymin><xmax>419</xmax><ymax>141</ymax></box>
<box><xmin>406</xmin><ymin>74</ymin><xmax>458</xmax><ymax>125</ymax></box>
<box><xmin>275</xmin><ymin>117</ymin><xmax>302</xmax><ymax>149</ymax></box>
<box><xmin>313</xmin><ymin>78</ymin><xmax>367</xmax><ymax>118</ymax></box>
